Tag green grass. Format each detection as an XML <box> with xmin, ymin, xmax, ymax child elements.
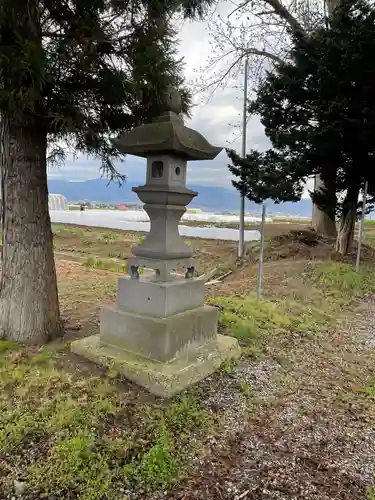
<box><xmin>84</xmin><ymin>256</ymin><xmax>146</xmax><ymax>275</ymax></box>
<box><xmin>314</xmin><ymin>261</ymin><xmax>375</xmax><ymax>298</ymax></box>
<box><xmin>3</xmin><ymin>244</ymin><xmax>375</xmax><ymax>498</ymax></box>
<box><xmin>210</xmin><ymin>262</ymin><xmax>375</xmax><ymax>359</ymax></box>
<box><xmin>0</xmin><ymin>344</ymin><xmax>213</xmax><ymax>498</ymax></box>
<box><xmin>52</xmin><ymin>224</ymin><xmax>236</xmax><ymax>275</ymax></box>
<box><xmin>84</xmin><ymin>256</ymin><xmax>128</xmax><ymax>273</ymax></box>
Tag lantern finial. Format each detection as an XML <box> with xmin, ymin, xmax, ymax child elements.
<box><xmin>162</xmin><ymin>86</ymin><xmax>182</xmax><ymax>115</ymax></box>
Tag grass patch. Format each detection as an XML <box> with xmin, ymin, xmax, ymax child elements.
<box><xmin>84</xmin><ymin>256</ymin><xmax>128</xmax><ymax>273</ymax></box>
<box><xmin>0</xmin><ymin>344</ymin><xmax>213</xmax><ymax>498</ymax></box>
<box><xmin>84</xmin><ymin>256</ymin><xmax>147</xmax><ymax>275</ymax></box>
<box><xmin>210</xmin><ymin>294</ymin><xmax>322</xmax><ymax>355</ymax></box>
<box><xmin>210</xmin><ymin>262</ymin><xmax>375</xmax><ymax>357</ymax></box>
<box><xmin>313</xmin><ymin>262</ymin><xmax>375</xmax><ymax>299</ymax></box>
<box><xmin>0</xmin><ymin>340</ymin><xmax>18</xmax><ymax>353</ymax></box>
<box><xmin>52</xmin><ymin>224</ymin><xmax>235</xmax><ymax>275</ymax></box>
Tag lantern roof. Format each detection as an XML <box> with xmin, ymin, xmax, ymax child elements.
<box><xmin>112</xmin><ymin>87</ymin><xmax>222</xmax><ymax>161</ymax></box>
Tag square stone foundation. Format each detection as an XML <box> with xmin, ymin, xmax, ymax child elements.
<box><xmin>100</xmin><ymin>304</ymin><xmax>218</xmax><ymax>362</ymax></box>
<box><xmin>71</xmin><ymin>333</ymin><xmax>241</xmax><ymax>398</ymax></box>
<box><xmin>71</xmin><ymin>274</ymin><xmax>241</xmax><ymax>397</ymax></box>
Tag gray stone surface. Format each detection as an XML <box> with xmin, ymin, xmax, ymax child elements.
<box><xmin>70</xmin><ymin>333</ymin><xmax>241</xmax><ymax>398</ymax></box>
<box><xmin>145</xmin><ymin>155</ymin><xmax>187</xmax><ymax>188</ymax></box>
<box><xmin>111</xmin><ymin>88</ymin><xmax>222</xmax><ymax>161</ymax></box>
<box><xmin>13</xmin><ymin>480</ymin><xmax>25</xmax><ymax>496</ymax></box>
<box><xmin>100</xmin><ymin>304</ymin><xmax>218</xmax><ymax>362</ymax></box>
<box><xmin>132</xmin><ymin>204</ymin><xmax>193</xmax><ymax>261</ymax></box>
<box><xmin>117</xmin><ymin>274</ymin><xmax>205</xmax><ymax>317</ymax></box>
<box><xmin>163</xmin><ymin>86</ymin><xmax>182</xmax><ymax>114</ymax></box>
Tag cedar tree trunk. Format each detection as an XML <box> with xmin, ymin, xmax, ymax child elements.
<box><xmin>0</xmin><ymin>116</ymin><xmax>60</xmax><ymax>343</ymax></box>
<box><xmin>311</xmin><ymin>174</ymin><xmax>337</xmax><ymax>238</ymax></box>
<box><xmin>335</xmin><ymin>184</ymin><xmax>360</xmax><ymax>256</ymax></box>
<box><xmin>311</xmin><ymin>0</ymin><xmax>341</xmax><ymax>238</ymax></box>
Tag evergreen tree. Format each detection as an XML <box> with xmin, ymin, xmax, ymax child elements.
<box><xmin>228</xmin><ymin>0</ymin><xmax>375</xmax><ymax>255</ymax></box>
<box><xmin>0</xmin><ymin>0</ymin><xmax>213</xmax><ymax>343</ymax></box>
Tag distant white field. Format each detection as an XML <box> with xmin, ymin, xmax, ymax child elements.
<box><xmin>50</xmin><ymin>209</ymin><xmax>261</xmax><ymax>242</ymax></box>
<box><xmin>68</xmin><ymin>207</ymin><xmax>271</xmax><ymax>224</ymax></box>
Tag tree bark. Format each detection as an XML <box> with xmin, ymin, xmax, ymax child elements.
<box><xmin>311</xmin><ymin>0</ymin><xmax>341</xmax><ymax>237</ymax></box>
<box><xmin>311</xmin><ymin>174</ymin><xmax>337</xmax><ymax>237</ymax></box>
<box><xmin>0</xmin><ymin>116</ymin><xmax>61</xmax><ymax>343</ymax></box>
<box><xmin>335</xmin><ymin>184</ymin><xmax>360</xmax><ymax>256</ymax></box>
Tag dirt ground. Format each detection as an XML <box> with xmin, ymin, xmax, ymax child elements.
<box><xmin>3</xmin><ymin>223</ymin><xmax>375</xmax><ymax>499</ymax></box>
<box><xmin>54</xmin><ymin>225</ymin><xmax>324</xmax><ymax>332</ymax></box>
<box><xmin>172</xmin><ymin>301</ymin><xmax>375</xmax><ymax>499</ymax></box>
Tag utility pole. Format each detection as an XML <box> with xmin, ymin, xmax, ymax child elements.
<box><xmin>356</xmin><ymin>181</ymin><xmax>368</xmax><ymax>272</ymax></box>
<box><xmin>257</xmin><ymin>204</ymin><xmax>267</xmax><ymax>299</ymax></box>
<box><xmin>238</xmin><ymin>57</ymin><xmax>248</xmax><ymax>259</ymax></box>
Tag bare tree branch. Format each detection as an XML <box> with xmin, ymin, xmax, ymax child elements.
<box><xmin>195</xmin><ymin>0</ymin><xmax>325</xmax><ymax>95</ymax></box>
<box><xmin>263</xmin><ymin>0</ymin><xmax>304</xmax><ymax>33</ymax></box>
<box><xmin>245</xmin><ymin>47</ymin><xmax>284</xmax><ymax>63</ymax></box>
<box><xmin>228</xmin><ymin>0</ymin><xmax>253</xmax><ymax>18</ymax></box>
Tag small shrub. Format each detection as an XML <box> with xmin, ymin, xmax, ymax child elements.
<box><xmin>28</xmin><ymin>431</ymin><xmax>111</xmax><ymax>500</ymax></box>
<box><xmin>220</xmin><ymin>357</ymin><xmax>237</xmax><ymax>373</ymax></box>
<box><xmin>0</xmin><ymin>340</ymin><xmax>17</xmax><ymax>353</ymax></box>
<box><xmin>240</xmin><ymin>379</ymin><xmax>252</xmax><ymax>398</ymax></box>
<box><xmin>85</xmin><ymin>256</ymin><xmax>96</xmax><ymax>268</ymax></box>
<box><xmin>314</xmin><ymin>262</ymin><xmax>375</xmax><ymax>299</ymax></box>
<box><xmin>0</xmin><ymin>409</ymin><xmax>40</xmax><ymax>453</ymax></box>
<box><xmin>124</xmin><ymin>426</ymin><xmax>179</xmax><ymax>491</ymax></box>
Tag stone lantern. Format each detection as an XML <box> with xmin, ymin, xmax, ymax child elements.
<box><xmin>71</xmin><ymin>87</ymin><xmax>240</xmax><ymax>397</ymax></box>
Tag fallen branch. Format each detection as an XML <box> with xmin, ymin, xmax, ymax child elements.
<box><xmin>205</xmin><ymin>269</ymin><xmax>233</xmax><ymax>286</ymax></box>
<box><xmin>216</xmin><ymin>270</ymin><xmax>233</xmax><ymax>280</ymax></box>
<box><xmin>235</xmin><ymin>491</ymin><xmax>250</xmax><ymax>500</ymax></box>
<box><xmin>175</xmin><ymin>268</ymin><xmax>232</xmax><ymax>284</ymax></box>
<box><xmin>197</xmin><ymin>267</ymin><xmax>217</xmax><ymax>282</ymax></box>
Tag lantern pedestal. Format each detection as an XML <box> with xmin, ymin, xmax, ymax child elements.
<box><xmin>71</xmin><ymin>273</ymin><xmax>240</xmax><ymax>397</ymax></box>
<box><xmin>71</xmin><ymin>332</ymin><xmax>240</xmax><ymax>399</ymax></box>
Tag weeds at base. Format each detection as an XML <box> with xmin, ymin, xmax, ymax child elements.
<box><xmin>0</xmin><ymin>340</ymin><xmax>214</xmax><ymax>499</ymax></box>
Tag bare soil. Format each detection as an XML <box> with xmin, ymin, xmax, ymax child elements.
<box><xmin>3</xmin><ymin>223</ymin><xmax>375</xmax><ymax>499</ymax></box>
<box><xmin>171</xmin><ymin>298</ymin><xmax>375</xmax><ymax>499</ymax></box>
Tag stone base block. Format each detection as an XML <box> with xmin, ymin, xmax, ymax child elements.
<box><xmin>100</xmin><ymin>304</ymin><xmax>218</xmax><ymax>362</ymax></box>
<box><xmin>70</xmin><ymin>334</ymin><xmax>241</xmax><ymax>398</ymax></box>
<box><xmin>117</xmin><ymin>275</ymin><xmax>205</xmax><ymax>317</ymax></box>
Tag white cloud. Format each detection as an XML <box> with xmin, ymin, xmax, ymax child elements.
<box><xmin>47</xmin><ymin>8</ymin><xmax>274</xmax><ymax>193</ymax></box>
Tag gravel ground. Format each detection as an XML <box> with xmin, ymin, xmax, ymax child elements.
<box><xmin>6</xmin><ymin>296</ymin><xmax>375</xmax><ymax>500</ymax></box>
<box><xmin>169</xmin><ymin>296</ymin><xmax>375</xmax><ymax>500</ymax></box>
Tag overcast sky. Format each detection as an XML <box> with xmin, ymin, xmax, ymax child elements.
<box><xmin>47</xmin><ymin>4</ymin><xmax>313</xmax><ymax>196</ymax></box>
<box><xmin>48</xmin><ymin>3</ymin><xmax>273</xmax><ymax>189</ymax></box>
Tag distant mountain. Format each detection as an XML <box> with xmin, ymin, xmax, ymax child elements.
<box><xmin>48</xmin><ymin>178</ymin><xmax>314</xmax><ymax>217</ymax></box>
<box><xmin>48</xmin><ymin>179</ymin><xmax>139</xmax><ymax>204</ymax></box>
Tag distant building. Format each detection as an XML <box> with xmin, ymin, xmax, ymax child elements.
<box><xmin>49</xmin><ymin>193</ymin><xmax>69</xmax><ymax>211</ymax></box>
<box><xmin>187</xmin><ymin>208</ymin><xmax>203</xmax><ymax>214</ymax></box>
<box><xmin>118</xmin><ymin>204</ymin><xmax>128</xmax><ymax>210</ymax></box>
